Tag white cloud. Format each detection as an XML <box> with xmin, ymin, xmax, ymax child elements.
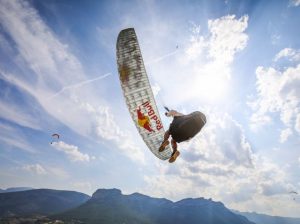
<box><xmin>0</xmin><ymin>0</ymin><xmax>89</xmax><ymax>127</ymax></box>
<box><xmin>249</xmin><ymin>113</ymin><xmax>272</xmax><ymax>131</ymax></box>
<box><xmin>143</xmin><ymin>174</ymin><xmax>208</xmax><ymax>200</ymax></box>
<box><xmin>191</xmin><ymin>111</ymin><xmax>254</xmax><ymax>167</ymax></box>
<box><xmin>295</xmin><ymin>114</ymin><xmax>300</xmax><ymax>133</ymax></box>
<box><xmin>0</xmin><ymin>99</ymin><xmax>41</xmax><ymax>130</ymax></box>
<box><xmin>274</xmin><ymin>48</ymin><xmax>300</xmax><ymax>62</ymax></box>
<box><xmin>280</xmin><ymin>128</ymin><xmax>292</xmax><ymax>143</ymax></box>
<box><xmin>22</xmin><ymin>164</ymin><xmax>47</xmax><ymax>175</ymax></box>
<box><xmin>0</xmin><ymin>0</ymin><xmax>84</xmax><ymax>85</ymax></box>
<box><xmin>169</xmin><ymin>15</ymin><xmax>249</xmax><ymax>104</ymax></box>
<box><xmin>185</xmin><ymin>22</ymin><xmax>207</xmax><ymax>61</ymax></box>
<box><xmin>0</xmin><ymin>122</ymin><xmax>35</xmax><ymax>153</ymax></box>
<box><xmin>51</xmin><ymin>141</ymin><xmax>90</xmax><ymax>162</ymax></box>
<box><xmin>19</xmin><ymin>163</ymin><xmax>69</xmax><ymax>180</ymax></box>
<box><xmin>249</xmin><ymin>50</ymin><xmax>300</xmax><ymax>136</ymax></box>
<box><xmin>151</xmin><ymin>83</ymin><xmax>161</xmax><ymax>97</ymax></box>
<box><xmin>289</xmin><ymin>0</ymin><xmax>300</xmax><ymax>7</ymax></box>
<box><xmin>0</xmin><ymin>135</ymin><xmax>33</xmax><ymax>153</ymax></box>
<box><xmin>208</xmin><ymin>15</ymin><xmax>248</xmax><ymax>64</ymax></box>
<box><xmin>185</xmin><ymin>15</ymin><xmax>248</xmax><ymax>66</ymax></box>
<box><xmin>92</xmin><ymin>105</ymin><xmax>145</xmax><ymax>163</ymax></box>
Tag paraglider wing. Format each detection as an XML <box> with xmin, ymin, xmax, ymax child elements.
<box><xmin>116</xmin><ymin>28</ymin><xmax>172</xmax><ymax>160</ymax></box>
<box><xmin>289</xmin><ymin>191</ymin><xmax>298</xmax><ymax>201</ymax></box>
<box><xmin>52</xmin><ymin>133</ymin><xmax>60</xmax><ymax>139</ymax></box>
<box><xmin>50</xmin><ymin>133</ymin><xmax>60</xmax><ymax>144</ymax></box>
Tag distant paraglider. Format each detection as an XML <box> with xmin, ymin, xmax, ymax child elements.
<box><xmin>50</xmin><ymin>133</ymin><xmax>60</xmax><ymax>144</ymax></box>
<box><xmin>289</xmin><ymin>191</ymin><xmax>298</xmax><ymax>200</ymax></box>
<box><xmin>52</xmin><ymin>133</ymin><xmax>60</xmax><ymax>139</ymax></box>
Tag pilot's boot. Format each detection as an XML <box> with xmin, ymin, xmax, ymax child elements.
<box><xmin>169</xmin><ymin>150</ymin><xmax>180</xmax><ymax>163</ymax></box>
<box><xmin>159</xmin><ymin>140</ymin><xmax>170</xmax><ymax>152</ymax></box>
<box><xmin>169</xmin><ymin>139</ymin><xmax>179</xmax><ymax>163</ymax></box>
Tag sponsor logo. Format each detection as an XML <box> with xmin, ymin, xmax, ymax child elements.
<box><xmin>137</xmin><ymin>107</ymin><xmax>154</xmax><ymax>132</ymax></box>
<box><xmin>136</xmin><ymin>101</ymin><xmax>163</xmax><ymax>132</ymax></box>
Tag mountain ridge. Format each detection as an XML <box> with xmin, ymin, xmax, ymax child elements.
<box><xmin>0</xmin><ymin>188</ymin><xmax>90</xmax><ymax>218</ymax></box>
<box><xmin>1</xmin><ymin>187</ymin><xmax>299</xmax><ymax>224</ymax></box>
<box><xmin>0</xmin><ymin>187</ymin><xmax>34</xmax><ymax>193</ymax></box>
<box><xmin>233</xmin><ymin>210</ymin><xmax>300</xmax><ymax>224</ymax></box>
<box><xmin>54</xmin><ymin>188</ymin><xmax>255</xmax><ymax>224</ymax></box>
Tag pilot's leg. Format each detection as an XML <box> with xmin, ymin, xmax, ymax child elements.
<box><xmin>169</xmin><ymin>139</ymin><xmax>180</xmax><ymax>163</ymax></box>
<box><xmin>159</xmin><ymin>130</ymin><xmax>170</xmax><ymax>152</ymax></box>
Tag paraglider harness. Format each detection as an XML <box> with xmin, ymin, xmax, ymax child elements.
<box><xmin>165</xmin><ymin>107</ymin><xmax>206</xmax><ymax>143</ymax></box>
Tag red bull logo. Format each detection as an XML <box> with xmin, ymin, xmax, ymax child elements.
<box><xmin>137</xmin><ymin>107</ymin><xmax>154</xmax><ymax>132</ymax></box>
<box><xmin>136</xmin><ymin>101</ymin><xmax>163</xmax><ymax>132</ymax></box>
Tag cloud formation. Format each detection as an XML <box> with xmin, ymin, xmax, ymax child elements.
<box><xmin>175</xmin><ymin>15</ymin><xmax>249</xmax><ymax>103</ymax></box>
<box><xmin>208</xmin><ymin>15</ymin><xmax>248</xmax><ymax>64</ymax></box>
<box><xmin>22</xmin><ymin>164</ymin><xmax>47</xmax><ymax>175</ymax></box>
<box><xmin>280</xmin><ymin>128</ymin><xmax>292</xmax><ymax>143</ymax></box>
<box><xmin>0</xmin><ymin>98</ymin><xmax>42</xmax><ymax>130</ymax></box>
<box><xmin>186</xmin><ymin>112</ymin><xmax>254</xmax><ymax>168</ymax></box>
<box><xmin>274</xmin><ymin>48</ymin><xmax>300</xmax><ymax>62</ymax></box>
<box><xmin>290</xmin><ymin>0</ymin><xmax>300</xmax><ymax>7</ymax></box>
<box><xmin>186</xmin><ymin>15</ymin><xmax>248</xmax><ymax>67</ymax></box>
<box><xmin>0</xmin><ymin>122</ymin><xmax>35</xmax><ymax>153</ymax></box>
<box><xmin>249</xmin><ymin>49</ymin><xmax>300</xmax><ymax>138</ymax></box>
<box><xmin>51</xmin><ymin>141</ymin><xmax>91</xmax><ymax>162</ymax></box>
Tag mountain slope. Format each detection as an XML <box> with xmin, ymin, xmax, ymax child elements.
<box><xmin>55</xmin><ymin>188</ymin><xmax>255</xmax><ymax>224</ymax></box>
<box><xmin>234</xmin><ymin>211</ymin><xmax>300</xmax><ymax>224</ymax></box>
<box><xmin>0</xmin><ymin>187</ymin><xmax>34</xmax><ymax>193</ymax></box>
<box><xmin>0</xmin><ymin>189</ymin><xmax>90</xmax><ymax>217</ymax></box>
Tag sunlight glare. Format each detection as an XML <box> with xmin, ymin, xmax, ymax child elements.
<box><xmin>194</xmin><ymin>66</ymin><xmax>230</xmax><ymax>102</ymax></box>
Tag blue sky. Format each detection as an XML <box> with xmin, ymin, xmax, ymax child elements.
<box><xmin>0</xmin><ymin>0</ymin><xmax>300</xmax><ymax>217</ymax></box>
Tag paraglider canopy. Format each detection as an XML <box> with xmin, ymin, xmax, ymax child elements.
<box><xmin>52</xmin><ymin>133</ymin><xmax>60</xmax><ymax>139</ymax></box>
<box><xmin>50</xmin><ymin>133</ymin><xmax>60</xmax><ymax>144</ymax></box>
<box><xmin>289</xmin><ymin>191</ymin><xmax>298</xmax><ymax>200</ymax></box>
<box><xmin>116</xmin><ymin>28</ymin><xmax>172</xmax><ymax>160</ymax></box>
